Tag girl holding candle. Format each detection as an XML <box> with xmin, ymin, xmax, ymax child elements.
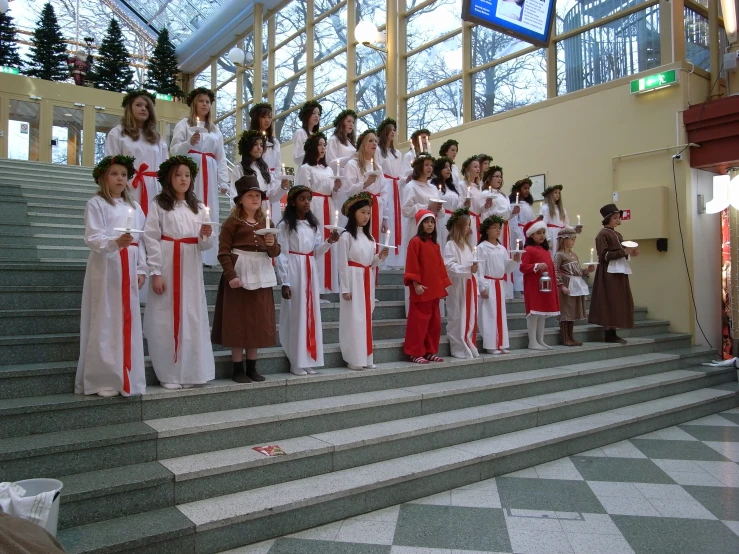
<box><xmin>338</xmin><ymin>193</ymin><xmax>390</xmax><ymax>370</ymax></box>
<box><xmin>276</xmin><ymin>186</ymin><xmax>340</xmax><ymax>375</ymax></box>
<box><xmin>460</xmin><ymin>156</ymin><xmax>488</xmax><ymax>245</ymax></box>
<box><xmin>554</xmin><ymin>226</ymin><xmax>595</xmax><ymax>347</ymax></box>
<box><xmin>326</xmin><ymin>109</ymin><xmax>357</xmax><ymax>170</ymax></box>
<box><xmin>249</xmin><ymin>102</ymin><xmax>284</xmax><ymax>220</ymax></box>
<box><xmin>169</xmin><ymin>87</ymin><xmax>228</xmax><ymax>266</ymax></box>
<box><xmin>510</xmin><ymin>178</ymin><xmax>536</xmax><ymax>298</ymax></box>
<box><xmin>211</xmin><ymin>175</ymin><xmax>281</xmax><ymax>383</ymax></box>
<box><xmin>292</xmin><ymin>100</ymin><xmax>322</xmax><ymax>183</ymax></box>
<box><xmin>404</xmin><ymin>210</ymin><xmax>451</xmax><ymax>364</ymax></box>
<box><xmin>520</xmin><ymin>219</ymin><xmax>560</xmax><ymax>350</ymax></box>
<box><xmin>438</xmin><ymin>139</ymin><xmax>461</xmax><ymax>187</ymax></box>
<box><xmin>76</xmin><ymin>155</ymin><xmax>147</xmax><ymax>397</ymax></box>
<box><xmin>297</xmin><ymin>132</ymin><xmax>344</xmax><ymax>294</ymax></box>
<box><xmin>431</xmin><ymin>156</ymin><xmax>460</xmax><ymax>248</ymax></box>
<box><xmin>105</xmin><ymin>90</ymin><xmax>168</xmax><ymax>218</ymax></box>
<box><xmin>376</xmin><ymin>118</ymin><xmax>405</xmax><ymax>267</ymax></box>
<box><xmin>234</xmin><ymin>130</ymin><xmax>287</xmax><ymax>211</ymax></box>
<box><xmin>588</xmin><ymin>204</ymin><xmax>637</xmax><ymax>344</ymax></box>
<box><xmin>143</xmin><ymin>156</ymin><xmax>215</xmax><ymax>389</ymax></box>
<box><xmin>402</xmin><ymin>129</ymin><xmax>431</xmax><ymax>181</ymax></box>
<box><xmin>443</xmin><ymin>208</ymin><xmax>480</xmax><ymax>359</ymax></box>
<box><xmin>478</xmin><ymin>215</ymin><xmax>522</xmax><ymax>354</ymax></box>
<box><xmin>540</xmin><ymin>184</ymin><xmax>582</xmax><ymax>258</ymax></box>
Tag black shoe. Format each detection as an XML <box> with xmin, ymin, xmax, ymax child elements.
<box><xmin>232</xmin><ymin>361</ymin><xmax>252</xmax><ymax>383</ymax></box>
<box><xmin>612</xmin><ymin>331</ymin><xmax>627</xmax><ymax>344</ymax></box>
<box><xmin>245</xmin><ymin>359</ymin><xmax>265</xmax><ymax>382</ymax></box>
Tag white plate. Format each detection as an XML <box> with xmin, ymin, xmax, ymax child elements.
<box><xmin>481</xmin><ymin>191</ymin><xmax>494</xmax><ymax>199</ymax></box>
<box><xmin>324</xmin><ymin>225</ymin><xmax>345</xmax><ymax>232</ymax></box>
<box><xmin>195</xmin><ymin>221</ymin><xmax>221</xmax><ymax>226</ymax></box>
<box><xmin>366</xmin><ymin>170</ymin><xmax>382</xmax><ymax>176</ymax></box>
<box><xmin>622</xmin><ymin>240</ymin><xmax>638</xmax><ymax>248</ymax></box>
<box><xmin>583</xmin><ymin>262</ymin><xmax>599</xmax><ymax>267</ymax></box>
<box><xmin>428</xmin><ymin>198</ymin><xmax>447</xmax><ymax>204</ymax></box>
<box><xmin>510</xmin><ymin>249</ymin><xmax>525</xmax><ymax>254</ymax></box>
<box><xmin>113</xmin><ymin>228</ymin><xmax>145</xmax><ymax>233</ymax></box>
<box><xmin>276</xmin><ymin>174</ymin><xmax>295</xmax><ymax>182</ymax></box>
<box><xmin>469</xmin><ymin>259</ymin><xmax>481</xmax><ymax>264</ymax></box>
<box><xmin>254</xmin><ymin>228</ymin><xmax>281</xmax><ymax>235</ymax></box>
<box><xmin>378</xmin><ymin>244</ymin><xmax>398</xmax><ymax>250</ymax></box>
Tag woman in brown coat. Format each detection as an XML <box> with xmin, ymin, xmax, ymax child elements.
<box><xmin>588</xmin><ymin>204</ymin><xmax>638</xmax><ymax>343</ymax></box>
<box><xmin>211</xmin><ymin>175</ymin><xmax>281</xmax><ymax>382</ymax></box>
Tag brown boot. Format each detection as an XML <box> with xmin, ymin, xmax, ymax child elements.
<box><xmin>560</xmin><ymin>321</ymin><xmax>577</xmax><ymax>346</ymax></box>
<box><xmin>568</xmin><ymin>321</ymin><xmax>583</xmax><ymax>346</ymax></box>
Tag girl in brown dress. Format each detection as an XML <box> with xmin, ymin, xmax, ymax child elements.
<box><xmin>555</xmin><ymin>227</ymin><xmax>595</xmax><ymax>346</ymax></box>
<box><xmin>588</xmin><ymin>204</ymin><xmax>639</xmax><ymax>343</ymax></box>
<box><xmin>211</xmin><ymin>175</ymin><xmax>281</xmax><ymax>382</ymax></box>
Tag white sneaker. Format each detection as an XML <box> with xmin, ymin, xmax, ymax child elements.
<box><xmin>97</xmin><ymin>389</ymin><xmax>119</xmax><ymax>397</ymax></box>
<box><xmin>305</xmin><ymin>368</ymin><xmax>318</xmax><ymax>375</ymax></box>
<box><xmin>347</xmin><ymin>364</ymin><xmax>363</xmax><ymax>370</ymax></box>
<box><xmin>363</xmin><ymin>364</ymin><xmax>377</xmax><ymax>369</ymax></box>
<box><xmin>290</xmin><ymin>367</ymin><xmax>308</xmax><ymax>376</ymax></box>
<box><xmin>160</xmin><ymin>383</ymin><xmax>182</xmax><ymax>390</ymax></box>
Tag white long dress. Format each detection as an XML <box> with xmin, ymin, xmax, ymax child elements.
<box><xmin>401</xmin><ymin>180</ymin><xmax>444</xmax><ymax>259</ymax></box>
<box><xmin>344</xmin><ymin>159</ymin><xmax>388</xmax><ymax>243</ymax></box>
<box><xmin>263</xmin><ymin>136</ymin><xmax>284</xmax><ymax>219</ymax></box>
<box><xmin>478</xmin><ymin>241</ymin><xmax>520</xmax><ymax>352</ymax></box>
<box><xmin>142</xmin><ymin>201</ymin><xmax>215</xmax><ymax>386</ymax></box>
<box><xmin>232</xmin><ymin>162</ymin><xmax>285</xmax><ymax>213</ymax></box>
<box><xmin>540</xmin><ymin>204</ymin><xmax>569</xmax><ymax>258</ymax></box>
<box><xmin>511</xmin><ymin>200</ymin><xmax>535</xmax><ymax>293</ymax></box>
<box><xmin>486</xmin><ymin>188</ymin><xmax>515</xmax><ymax>299</ymax></box>
<box><xmin>439</xmin><ymin>185</ymin><xmax>464</xmax><ymax>248</ymax></box>
<box><xmin>75</xmin><ymin>196</ymin><xmax>147</xmax><ymax>396</ymax></box>
<box><xmin>276</xmin><ymin>220</ymin><xmax>333</xmax><ymax>370</ymax></box>
<box><xmin>465</xmin><ymin>181</ymin><xmax>485</xmax><ymax>245</ymax></box>
<box><xmin>298</xmin><ymin>163</ymin><xmax>342</xmax><ymax>292</ymax></box>
<box><xmin>170</xmin><ymin>119</ymin><xmax>229</xmax><ymax>266</ymax></box>
<box><xmin>376</xmin><ymin>147</ymin><xmax>404</xmax><ymax>267</ymax></box>
<box><xmin>443</xmin><ymin>240</ymin><xmax>480</xmax><ymax>359</ymax></box>
<box><xmin>402</xmin><ymin>150</ymin><xmax>416</xmax><ymax>180</ymax></box>
<box><xmin>451</xmin><ymin>164</ymin><xmax>461</xmax><ymax>188</ymax></box>
<box><xmin>104</xmin><ymin>125</ymin><xmax>168</xmax><ymax>217</ymax></box>
<box><xmin>292</xmin><ymin>128</ymin><xmax>309</xmax><ymax>183</ymax></box>
<box><xmin>326</xmin><ymin>135</ymin><xmax>356</xmax><ymax>171</ymax></box>
<box><xmin>338</xmin><ymin>230</ymin><xmax>382</xmax><ymax>367</ymax></box>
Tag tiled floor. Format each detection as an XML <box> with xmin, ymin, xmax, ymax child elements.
<box><xmin>221</xmin><ymin>407</ymin><xmax>739</xmax><ymax>554</ymax></box>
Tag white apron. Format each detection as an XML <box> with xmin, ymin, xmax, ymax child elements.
<box><xmin>233</xmin><ymin>249</ymin><xmax>277</xmax><ymax>289</ymax></box>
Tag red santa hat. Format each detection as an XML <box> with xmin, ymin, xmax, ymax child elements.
<box><xmin>523</xmin><ymin>219</ymin><xmax>547</xmax><ymax>237</ymax></box>
<box><xmin>415</xmin><ymin>209</ymin><xmax>436</xmax><ymax>228</ymax></box>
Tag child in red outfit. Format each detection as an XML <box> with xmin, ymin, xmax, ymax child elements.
<box><xmin>520</xmin><ymin>218</ymin><xmax>560</xmax><ymax>350</ymax></box>
<box><xmin>404</xmin><ymin>210</ymin><xmax>452</xmax><ymax>364</ymax></box>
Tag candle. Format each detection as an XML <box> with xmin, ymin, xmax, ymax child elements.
<box><xmin>334</xmin><ymin>209</ymin><xmax>339</xmax><ymax>227</ymax></box>
<box><xmin>370</xmin><ymin>158</ymin><xmax>375</xmax><ymax>171</ymax></box>
<box><xmin>577</xmin><ymin>214</ymin><xmax>581</xmax><ymax>225</ymax></box>
<box><xmin>517</xmin><ymin>239</ymin><xmax>521</xmax><ymax>251</ymax></box>
<box><xmin>196</xmin><ymin>117</ymin><xmax>203</xmax><ymax>128</ymax></box>
<box><xmin>426</xmin><ymin>138</ymin><xmax>431</xmax><ymax>152</ymax></box>
<box><xmin>385</xmin><ymin>229</ymin><xmax>391</xmax><ymax>245</ymax></box>
<box><xmin>125</xmin><ymin>208</ymin><xmax>133</xmax><ymax>230</ymax></box>
<box><xmin>204</xmin><ymin>206</ymin><xmax>211</xmax><ymax>221</ymax></box>
<box><xmin>438</xmin><ymin>183</ymin><xmax>442</xmax><ymax>195</ymax></box>
<box><xmin>335</xmin><ymin>160</ymin><xmax>340</xmax><ymax>176</ymax></box>
<box><xmin>590</xmin><ymin>248</ymin><xmax>594</xmax><ymax>264</ymax></box>
<box><xmin>281</xmin><ymin>163</ymin><xmax>286</xmax><ymax>175</ymax></box>
<box><xmin>515</xmin><ymin>192</ymin><xmax>519</xmax><ymax>205</ymax></box>
<box><xmin>266</xmin><ymin>207</ymin><xmax>271</xmax><ymax>229</ymax></box>
<box><xmin>473</xmin><ymin>245</ymin><xmax>477</xmax><ymax>259</ymax></box>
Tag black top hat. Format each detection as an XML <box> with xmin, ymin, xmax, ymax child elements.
<box><xmin>233</xmin><ymin>174</ymin><xmax>266</xmax><ymax>204</ymax></box>
<box><xmin>599</xmin><ymin>203</ymin><xmax>623</xmax><ymax>220</ymax></box>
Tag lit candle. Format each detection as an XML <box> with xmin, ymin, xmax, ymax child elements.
<box><xmin>577</xmin><ymin>214</ymin><xmax>581</xmax><ymax>226</ymax></box>
<box><xmin>385</xmin><ymin>229</ymin><xmax>391</xmax><ymax>245</ymax></box>
<box><xmin>335</xmin><ymin>160</ymin><xmax>340</xmax><ymax>176</ymax></box>
<box><xmin>473</xmin><ymin>245</ymin><xmax>477</xmax><ymax>259</ymax></box>
<box><xmin>590</xmin><ymin>248</ymin><xmax>594</xmax><ymax>264</ymax></box>
<box><xmin>438</xmin><ymin>183</ymin><xmax>442</xmax><ymax>195</ymax></box>
<box><xmin>370</xmin><ymin>158</ymin><xmax>375</xmax><ymax>172</ymax></box>
<box><xmin>125</xmin><ymin>208</ymin><xmax>133</xmax><ymax>230</ymax></box>
<box><xmin>426</xmin><ymin>138</ymin><xmax>431</xmax><ymax>152</ymax></box>
<box><xmin>196</xmin><ymin>117</ymin><xmax>203</xmax><ymax>128</ymax></box>
<box><xmin>204</xmin><ymin>206</ymin><xmax>211</xmax><ymax>221</ymax></box>
<box><xmin>515</xmin><ymin>192</ymin><xmax>519</xmax><ymax>205</ymax></box>
<box><xmin>281</xmin><ymin>163</ymin><xmax>286</xmax><ymax>175</ymax></box>
<box><xmin>266</xmin><ymin>207</ymin><xmax>271</xmax><ymax>229</ymax></box>
<box><xmin>334</xmin><ymin>209</ymin><xmax>339</xmax><ymax>227</ymax></box>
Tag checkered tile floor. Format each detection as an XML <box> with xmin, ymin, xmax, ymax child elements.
<box><xmin>222</xmin><ymin>407</ymin><xmax>739</xmax><ymax>554</ymax></box>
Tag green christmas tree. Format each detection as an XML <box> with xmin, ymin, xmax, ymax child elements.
<box><xmin>23</xmin><ymin>2</ymin><xmax>68</xmax><ymax>81</ymax></box>
<box><xmin>145</xmin><ymin>28</ymin><xmax>183</xmax><ymax>98</ymax></box>
<box><xmin>93</xmin><ymin>18</ymin><xmax>133</xmax><ymax>92</ymax></box>
<box><xmin>0</xmin><ymin>11</ymin><xmax>22</xmax><ymax>69</ymax></box>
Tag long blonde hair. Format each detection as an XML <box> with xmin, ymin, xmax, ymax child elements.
<box><xmin>186</xmin><ymin>93</ymin><xmax>216</xmax><ymax>132</ymax></box>
<box><xmin>231</xmin><ymin>202</ymin><xmax>266</xmax><ymax>223</ymax></box>
<box><xmin>448</xmin><ymin>214</ymin><xmax>473</xmax><ymax>249</ymax></box>
<box><xmin>352</xmin><ymin>131</ymin><xmax>377</xmax><ymax>176</ymax></box>
<box><xmin>545</xmin><ymin>192</ymin><xmax>565</xmax><ymax>219</ymax></box>
<box><xmin>96</xmin><ymin>169</ymin><xmax>135</xmax><ymax>208</ymax></box>
<box><xmin>121</xmin><ymin>95</ymin><xmax>161</xmax><ymax>144</ymax></box>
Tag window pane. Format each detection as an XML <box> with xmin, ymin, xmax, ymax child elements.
<box><xmin>315</xmin><ymin>5</ymin><xmax>348</xmax><ymax>62</ymax></box>
<box><xmin>276</xmin><ymin>109</ymin><xmax>301</xmax><ymax>144</ymax></box>
<box><xmin>356</xmin><ymin>108</ymin><xmax>386</xmax><ymax>133</ymax></box>
<box><xmin>275</xmin><ymin>0</ymin><xmax>308</xmax><ymax>44</ymax></box>
<box><xmin>275</xmin><ymin>74</ymin><xmax>307</xmax><ymax>116</ymax></box>
<box><xmin>356</xmin><ymin>69</ymin><xmax>386</xmax><ymax>113</ymax></box>
<box><xmin>263</xmin><ymin>19</ymin><xmax>269</xmax><ymax>53</ymax></box>
<box><xmin>685</xmin><ymin>8</ymin><xmax>725</xmax><ymax>72</ymax></box>
<box><xmin>557</xmin><ymin>0</ymin><xmax>651</xmax><ymax>35</ymax></box>
<box><xmin>216</xmin><ymin>58</ymin><xmax>235</xmax><ymax>87</ymax></box>
<box><xmin>217</xmin><ymin>114</ymin><xmax>236</xmax><ymax>143</ymax></box>
<box><xmin>224</xmin><ymin>139</ymin><xmax>236</xmax><ymax>164</ymax></box>
<box><xmin>315</xmin><ymin>53</ymin><xmax>348</xmax><ymax>96</ymax></box>
<box><xmin>315</xmin><ymin>0</ymin><xmax>345</xmax><ymax>17</ymax></box>
<box><xmin>95</xmin><ymin>111</ymin><xmax>121</xmax><ymax>164</ymax></box>
<box><xmin>275</xmin><ymin>33</ymin><xmax>307</xmax><ymax>84</ymax></box>
<box><xmin>407</xmin><ymin>33</ymin><xmax>462</xmax><ymax>93</ymax></box>
<box><xmin>216</xmin><ymin>79</ymin><xmax>237</xmax><ymax>119</ymax></box>
<box><xmin>406</xmin><ymin>0</ymin><xmax>462</xmax><ymax>52</ymax></box>
<box><xmin>356</xmin><ymin>0</ymin><xmax>386</xmax><ymax>26</ymax></box>
<box><xmin>471</xmin><ymin>26</ymin><xmax>531</xmax><ymax>68</ymax></box>
<box><xmin>52</xmin><ymin>106</ymin><xmax>84</xmax><ymax>165</ymax></box>
<box><xmin>195</xmin><ymin>67</ymin><xmax>211</xmax><ymax>89</ymax></box>
<box><xmin>557</xmin><ymin>5</ymin><xmax>660</xmax><ymax>95</ymax></box>
<box><xmin>473</xmin><ymin>50</ymin><xmax>547</xmax><ymax>120</ymax></box>
<box><xmin>317</xmin><ymin>87</ymin><xmax>348</xmax><ymax>131</ymax></box>
<box><xmin>407</xmin><ymin>80</ymin><xmax>462</xmax><ymax>133</ymax></box>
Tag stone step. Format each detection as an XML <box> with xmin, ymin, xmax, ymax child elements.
<box><xmin>0</xmin><ymin>244</ymin><xmax>90</xmax><ymax>260</ymax></box>
<box><xmin>48</xmin><ymin>363</ymin><xmax>734</xmax><ymax>531</ymax></box>
<box><xmin>0</xmin><ymin>159</ymin><xmax>101</xmax><ymax>177</ymax></box>
<box><xmin>55</xmin><ymin>385</ymin><xmax>739</xmax><ymax>554</ymax></box>
<box><xmin>0</xmin><ymin>232</ymin><xmax>86</xmax><ymax>249</ymax></box>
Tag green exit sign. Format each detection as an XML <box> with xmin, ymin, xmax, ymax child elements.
<box><xmin>630</xmin><ymin>69</ymin><xmax>678</xmax><ymax>94</ymax></box>
<box><xmin>155</xmin><ymin>93</ymin><xmax>173</xmax><ymax>101</ymax></box>
<box><xmin>0</xmin><ymin>66</ymin><xmax>19</xmax><ymax>74</ymax></box>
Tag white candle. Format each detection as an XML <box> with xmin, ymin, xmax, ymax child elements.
<box><xmin>204</xmin><ymin>206</ymin><xmax>211</xmax><ymax>222</ymax></box>
<box><xmin>438</xmin><ymin>183</ymin><xmax>442</xmax><ymax>195</ymax></box>
<box><xmin>590</xmin><ymin>248</ymin><xmax>594</xmax><ymax>264</ymax></box>
<box><xmin>473</xmin><ymin>245</ymin><xmax>477</xmax><ymax>259</ymax></box>
<box><xmin>385</xmin><ymin>229</ymin><xmax>391</xmax><ymax>245</ymax></box>
<box><xmin>125</xmin><ymin>208</ymin><xmax>133</xmax><ymax>230</ymax></box>
<box><xmin>515</xmin><ymin>192</ymin><xmax>519</xmax><ymax>205</ymax></box>
<box><xmin>370</xmin><ymin>158</ymin><xmax>375</xmax><ymax>172</ymax></box>
<box><xmin>426</xmin><ymin>138</ymin><xmax>431</xmax><ymax>152</ymax></box>
<box><xmin>334</xmin><ymin>209</ymin><xmax>339</xmax><ymax>227</ymax></box>
<box><xmin>517</xmin><ymin>239</ymin><xmax>521</xmax><ymax>251</ymax></box>
<box><xmin>196</xmin><ymin>117</ymin><xmax>203</xmax><ymax>128</ymax></box>
<box><xmin>577</xmin><ymin>214</ymin><xmax>581</xmax><ymax>226</ymax></box>
<box><xmin>266</xmin><ymin>207</ymin><xmax>271</xmax><ymax>229</ymax></box>
<box><xmin>281</xmin><ymin>163</ymin><xmax>286</xmax><ymax>175</ymax></box>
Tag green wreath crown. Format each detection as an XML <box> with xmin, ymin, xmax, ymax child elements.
<box><xmin>542</xmin><ymin>184</ymin><xmax>564</xmax><ymax>197</ymax></box>
<box><xmin>92</xmin><ymin>155</ymin><xmax>136</xmax><ymax>181</ymax></box>
<box><xmin>411</xmin><ymin>152</ymin><xmax>435</xmax><ymax>168</ymax></box>
<box><xmin>298</xmin><ymin>100</ymin><xmax>323</xmax><ymax>122</ymax></box>
<box><xmin>249</xmin><ymin>102</ymin><xmax>273</xmax><ymax>117</ymax></box>
<box><xmin>482</xmin><ymin>165</ymin><xmax>504</xmax><ymax>183</ymax></box>
<box><xmin>356</xmin><ymin>128</ymin><xmax>378</xmax><ymax>150</ymax></box>
<box><xmin>303</xmin><ymin>132</ymin><xmax>327</xmax><ymax>153</ymax></box>
<box><xmin>121</xmin><ymin>89</ymin><xmax>156</xmax><ymax>108</ymax></box>
<box><xmin>157</xmin><ymin>155</ymin><xmax>199</xmax><ymax>185</ymax></box>
<box><xmin>377</xmin><ymin>117</ymin><xmax>397</xmax><ymax>135</ymax></box>
<box><xmin>287</xmin><ymin>185</ymin><xmax>312</xmax><ymax>203</ymax></box>
<box><xmin>476</xmin><ymin>154</ymin><xmax>494</xmax><ymax>164</ymax></box>
<box><xmin>446</xmin><ymin>207</ymin><xmax>470</xmax><ymax>231</ymax></box>
<box><xmin>186</xmin><ymin>87</ymin><xmax>215</xmax><ymax>107</ymax></box>
<box><xmin>341</xmin><ymin>192</ymin><xmax>374</xmax><ymax>216</ymax></box>
<box><xmin>511</xmin><ymin>177</ymin><xmax>533</xmax><ymax>192</ymax></box>
<box><xmin>410</xmin><ymin>128</ymin><xmax>431</xmax><ymax>141</ymax></box>
<box><xmin>461</xmin><ymin>155</ymin><xmax>479</xmax><ymax>174</ymax></box>
<box><xmin>479</xmin><ymin>215</ymin><xmax>506</xmax><ymax>237</ymax></box>
<box><xmin>238</xmin><ymin>129</ymin><xmax>266</xmax><ymax>155</ymax></box>
<box><xmin>333</xmin><ymin>109</ymin><xmax>358</xmax><ymax>128</ymax></box>
<box><xmin>439</xmin><ymin>139</ymin><xmax>458</xmax><ymax>156</ymax></box>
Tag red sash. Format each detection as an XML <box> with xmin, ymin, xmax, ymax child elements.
<box><xmin>465</xmin><ymin>276</ymin><xmax>479</xmax><ymax>350</ymax></box>
<box><xmin>132</xmin><ymin>164</ymin><xmax>157</xmax><ymax>216</ymax></box>
<box><xmin>547</xmin><ymin>223</ymin><xmax>565</xmax><ymax>229</ymax></box>
<box><xmin>501</xmin><ymin>222</ymin><xmax>510</xmax><ymax>282</ymax></box>
<box><xmin>368</xmin><ymin>191</ymin><xmax>381</xmax><ymax>243</ymax></box>
<box><xmin>484</xmin><ymin>275</ymin><xmax>505</xmax><ymax>350</ymax></box>
<box><xmin>384</xmin><ymin>174</ymin><xmax>401</xmax><ymax>247</ymax></box>
<box><xmin>161</xmin><ymin>235</ymin><xmax>200</xmax><ymax>362</ymax></box>
<box><xmin>119</xmin><ymin>242</ymin><xmax>138</xmax><ymax>394</ymax></box>
<box><xmin>289</xmin><ymin>251</ymin><xmax>318</xmax><ymax>361</ymax></box>
<box><xmin>348</xmin><ymin>260</ymin><xmax>373</xmax><ymax>355</ymax></box>
<box><xmin>188</xmin><ymin>150</ymin><xmax>216</xmax><ymax>206</ymax></box>
<box><xmin>312</xmin><ymin>192</ymin><xmax>333</xmax><ymax>291</ymax></box>
<box><xmin>469</xmin><ymin>211</ymin><xmax>481</xmax><ymax>242</ymax></box>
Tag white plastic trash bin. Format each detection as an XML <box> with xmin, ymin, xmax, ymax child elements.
<box><xmin>14</xmin><ymin>478</ymin><xmax>63</xmax><ymax>537</ymax></box>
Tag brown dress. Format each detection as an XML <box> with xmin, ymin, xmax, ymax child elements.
<box><xmin>588</xmin><ymin>227</ymin><xmax>634</xmax><ymax>328</ymax></box>
<box><xmin>211</xmin><ymin>215</ymin><xmax>281</xmax><ymax>348</ymax></box>
<box><xmin>554</xmin><ymin>250</ymin><xmax>589</xmax><ymax>321</ymax></box>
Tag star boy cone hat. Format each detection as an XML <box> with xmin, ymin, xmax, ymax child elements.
<box><xmin>523</xmin><ymin>219</ymin><xmax>547</xmax><ymax>237</ymax></box>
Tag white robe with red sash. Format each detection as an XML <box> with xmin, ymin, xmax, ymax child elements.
<box><xmin>376</xmin><ymin>147</ymin><xmax>404</xmax><ymax>267</ymax></box>
<box><xmin>478</xmin><ymin>241</ymin><xmax>520</xmax><ymax>351</ymax></box>
<box><xmin>443</xmin><ymin>240</ymin><xmax>480</xmax><ymax>359</ymax></box>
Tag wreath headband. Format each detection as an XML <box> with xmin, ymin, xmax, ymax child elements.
<box><xmin>157</xmin><ymin>155</ymin><xmax>199</xmax><ymax>184</ymax></box>
<box><xmin>410</xmin><ymin>128</ymin><xmax>431</xmax><ymax>141</ymax></box>
<box><xmin>476</xmin><ymin>154</ymin><xmax>494</xmax><ymax>164</ymax></box>
<box><xmin>333</xmin><ymin>109</ymin><xmax>357</xmax><ymax>128</ymax></box>
<box><xmin>238</xmin><ymin>129</ymin><xmax>266</xmax><ymax>155</ymax></box>
<box><xmin>542</xmin><ymin>184</ymin><xmax>564</xmax><ymax>197</ymax></box>
<box><xmin>299</xmin><ymin>100</ymin><xmax>323</xmax><ymax>121</ymax></box>
<box><xmin>446</xmin><ymin>207</ymin><xmax>470</xmax><ymax>231</ymax></box>
<box><xmin>512</xmin><ymin>177</ymin><xmax>533</xmax><ymax>192</ymax></box>
<box><xmin>377</xmin><ymin>117</ymin><xmax>397</xmax><ymax>135</ymax></box>
<box><xmin>479</xmin><ymin>215</ymin><xmax>506</xmax><ymax>237</ymax></box>
<box><xmin>93</xmin><ymin>155</ymin><xmax>136</xmax><ymax>181</ymax></box>
<box><xmin>439</xmin><ymin>139</ymin><xmax>458</xmax><ymax>156</ymax></box>
<box><xmin>412</xmin><ymin>152</ymin><xmax>435</xmax><ymax>167</ymax></box>
<box><xmin>249</xmin><ymin>102</ymin><xmax>273</xmax><ymax>117</ymax></box>
<box><xmin>303</xmin><ymin>132</ymin><xmax>327</xmax><ymax>153</ymax></box>
<box><xmin>121</xmin><ymin>89</ymin><xmax>156</xmax><ymax>108</ymax></box>
<box><xmin>461</xmin><ymin>155</ymin><xmax>479</xmax><ymax>173</ymax></box>
<box><xmin>341</xmin><ymin>192</ymin><xmax>374</xmax><ymax>216</ymax></box>
<box><xmin>482</xmin><ymin>165</ymin><xmax>504</xmax><ymax>183</ymax></box>
<box><xmin>287</xmin><ymin>185</ymin><xmax>312</xmax><ymax>203</ymax></box>
<box><xmin>186</xmin><ymin>87</ymin><xmax>215</xmax><ymax>107</ymax></box>
<box><xmin>356</xmin><ymin>128</ymin><xmax>377</xmax><ymax>149</ymax></box>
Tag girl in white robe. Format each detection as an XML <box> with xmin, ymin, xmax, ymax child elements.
<box><xmin>432</xmin><ymin>156</ymin><xmax>465</xmax><ymax>248</ymax></box>
<box><xmin>460</xmin><ymin>156</ymin><xmax>487</xmax><ymax>245</ymax></box>
<box><xmin>276</xmin><ymin>186</ymin><xmax>339</xmax><ymax>375</ymax></box>
<box><xmin>169</xmin><ymin>88</ymin><xmax>229</xmax><ymax>266</ymax></box>
<box><xmin>326</xmin><ymin>109</ymin><xmax>357</xmax><ymax>171</ymax></box>
<box><xmin>297</xmin><ymin>132</ymin><xmax>344</xmax><ymax>293</ymax></box>
<box><xmin>510</xmin><ymin>178</ymin><xmax>536</xmax><ymax>297</ymax></box>
<box><xmin>443</xmin><ymin>209</ymin><xmax>480</xmax><ymax>359</ymax></box>
<box><xmin>344</xmin><ymin>130</ymin><xmax>388</xmax><ymax>244</ymax></box>
<box><xmin>402</xmin><ymin>129</ymin><xmax>430</xmax><ymax>181</ymax></box>
<box><xmin>75</xmin><ymin>156</ymin><xmax>147</xmax><ymax>398</ymax></box>
<box><xmin>143</xmin><ymin>156</ymin><xmax>215</xmax><ymax>389</ymax></box>
<box><xmin>375</xmin><ymin>118</ymin><xmax>405</xmax><ymax>267</ymax></box>
<box><xmin>233</xmin><ymin>131</ymin><xmax>287</xmax><ymax>215</ymax></box>
<box><xmin>540</xmin><ymin>185</ymin><xmax>582</xmax><ymax>258</ymax></box>
<box><xmin>438</xmin><ymin>139</ymin><xmax>461</xmax><ymax>188</ymax></box>
<box><xmin>338</xmin><ymin>194</ymin><xmax>389</xmax><ymax>369</ymax></box>
<box><xmin>478</xmin><ymin>216</ymin><xmax>522</xmax><ymax>354</ymax></box>
<box><xmin>292</xmin><ymin>100</ymin><xmax>322</xmax><ymax>184</ymax></box>
<box><xmin>249</xmin><ymin>103</ymin><xmax>284</xmax><ymax>219</ymax></box>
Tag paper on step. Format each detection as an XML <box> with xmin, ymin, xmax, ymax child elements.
<box><xmin>252</xmin><ymin>445</ymin><xmax>287</xmax><ymax>457</ymax></box>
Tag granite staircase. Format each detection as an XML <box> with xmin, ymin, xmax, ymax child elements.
<box><xmin>0</xmin><ymin>159</ymin><xmax>736</xmax><ymax>554</ymax></box>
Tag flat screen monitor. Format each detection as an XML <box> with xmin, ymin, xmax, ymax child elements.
<box><xmin>461</xmin><ymin>0</ymin><xmax>556</xmax><ymax>48</ymax></box>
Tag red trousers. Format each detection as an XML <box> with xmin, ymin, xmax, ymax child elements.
<box><xmin>404</xmin><ymin>298</ymin><xmax>442</xmax><ymax>357</ymax></box>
